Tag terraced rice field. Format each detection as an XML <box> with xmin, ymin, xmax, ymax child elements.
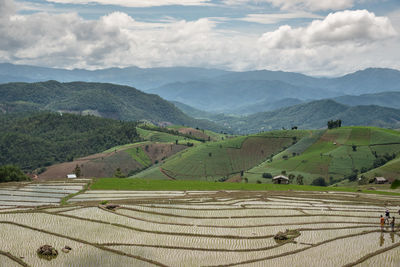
<box><xmin>0</xmin><ymin>182</ymin><xmax>86</xmax><ymax>208</ymax></box>
<box><xmin>1</xmin><ymin>185</ymin><xmax>400</xmax><ymax>266</ymax></box>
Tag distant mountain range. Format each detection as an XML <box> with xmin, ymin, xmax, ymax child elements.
<box><xmin>150</xmin><ymin>68</ymin><xmax>400</xmax><ymax>113</ymax></box>
<box><xmin>150</xmin><ymin>80</ymin><xmax>335</xmax><ymax>112</ymax></box>
<box><xmin>207</xmin><ymin>100</ymin><xmax>400</xmax><ymax>134</ymax></box>
<box><xmin>1</xmin><ymin>64</ymin><xmax>400</xmax><ymax>110</ymax></box>
<box><xmin>1</xmin><ymin>63</ymin><xmax>400</xmax><ymax>134</ymax></box>
<box><xmin>0</xmin><ymin>81</ymin><xmax>226</xmax><ymax>132</ymax></box>
<box><xmin>0</xmin><ymin>63</ymin><xmax>228</xmax><ymax>90</ymax></box>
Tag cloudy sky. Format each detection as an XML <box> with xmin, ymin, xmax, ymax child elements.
<box><xmin>1</xmin><ymin>0</ymin><xmax>399</xmax><ymax>76</ymax></box>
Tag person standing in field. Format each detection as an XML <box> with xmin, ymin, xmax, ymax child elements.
<box><xmin>391</xmin><ymin>217</ymin><xmax>395</xmax><ymax>232</ymax></box>
<box><xmin>380</xmin><ymin>215</ymin><xmax>385</xmax><ymax>231</ymax></box>
<box><xmin>385</xmin><ymin>209</ymin><xmax>390</xmax><ymax>224</ymax></box>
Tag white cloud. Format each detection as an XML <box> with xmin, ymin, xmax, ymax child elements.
<box><xmin>259</xmin><ymin>10</ymin><xmax>397</xmax><ymax>49</ymax></box>
<box><xmin>223</xmin><ymin>0</ymin><xmax>357</xmax><ymax>11</ymax></box>
<box><xmin>255</xmin><ymin>10</ymin><xmax>399</xmax><ymax>76</ymax></box>
<box><xmin>44</xmin><ymin>0</ymin><xmax>212</xmax><ymax>7</ymax></box>
<box><xmin>238</xmin><ymin>12</ymin><xmax>322</xmax><ymax>24</ymax></box>
<box><xmin>0</xmin><ymin>0</ymin><xmax>399</xmax><ymax>77</ymax></box>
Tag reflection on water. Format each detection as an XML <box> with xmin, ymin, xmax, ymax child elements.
<box><xmin>379</xmin><ymin>231</ymin><xmax>398</xmax><ymax>246</ymax></box>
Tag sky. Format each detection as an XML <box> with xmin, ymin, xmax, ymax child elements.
<box><xmin>0</xmin><ymin>0</ymin><xmax>399</xmax><ymax>76</ymax></box>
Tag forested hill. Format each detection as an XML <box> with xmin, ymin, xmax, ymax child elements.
<box><xmin>0</xmin><ymin>112</ymin><xmax>139</xmax><ymax>171</ymax></box>
<box><xmin>0</xmin><ymin>81</ymin><xmax>225</xmax><ymax>132</ymax></box>
<box><xmin>217</xmin><ymin>100</ymin><xmax>400</xmax><ymax>134</ymax></box>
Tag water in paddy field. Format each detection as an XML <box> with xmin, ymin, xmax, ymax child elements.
<box><xmin>1</xmin><ymin>187</ymin><xmax>400</xmax><ymax>266</ymax></box>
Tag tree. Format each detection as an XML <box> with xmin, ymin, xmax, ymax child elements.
<box><xmin>288</xmin><ymin>174</ymin><xmax>295</xmax><ymax>183</ymax></box>
<box><xmin>327</xmin><ymin>119</ymin><xmax>342</xmax><ymax>129</ymax></box>
<box><xmin>73</xmin><ymin>164</ymin><xmax>81</xmax><ymax>177</ymax></box>
<box><xmin>296</xmin><ymin>175</ymin><xmax>304</xmax><ymax>185</ymax></box>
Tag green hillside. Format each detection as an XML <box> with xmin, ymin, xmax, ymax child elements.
<box><xmin>0</xmin><ymin>81</ymin><xmax>225</xmax><ymax>132</ymax></box>
<box><xmin>246</xmin><ymin>127</ymin><xmax>400</xmax><ymax>184</ymax></box>
<box><xmin>137</xmin><ymin>130</ymin><xmax>308</xmax><ymax>181</ymax></box>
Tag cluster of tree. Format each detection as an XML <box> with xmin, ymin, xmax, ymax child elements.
<box><xmin>346</xmin><ymin>170</ymin><xmax>359</xmax><ymax>182</ymax></box>
<box><xmin>262</xmin><ymin>172</ymin><xmax>272</xmax><ymax>178</ymax></box>
<box><xmin>311</xmin><ymin>177</ymin><xmax>327</xmax><ymax>186</ymax></box>
<box><xmin>327</xmin><ymin>119</ymin><xmax>342</xmax><ymax>129</ymax></box>
<box><xmin>140</xmin><ymin>125</ymin><xmax>206</xmax><ymax>142</ymax></box>
<box><xmin>0</xmin><ymin>165</ymin><xmax>29</xmax><ymax>183</ymax></box>
<box><xmin>0</xmin><ymin>112</ymin><xmax>140</xmax><ymax>171</ymax></box>
<box><xmin>373</xmin><ymin>153</ymin><xmax>396</xmax><ymax>169</ymax></box>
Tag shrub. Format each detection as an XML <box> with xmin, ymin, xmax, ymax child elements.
<box><xmin>256</xmin><ymin>180</ymin><xmax>262</xmax><ymax>184</ymax></box>
<box><xmin>391</xmin><ymin>179</ymin><xmax>400</xmax><ymax>189</ymax></box>
<box><xmin>311</xmin><ymin>177</ymin><xmax>327</xmax><ymax>187</ymax></box>
<box><xmin>113</xmin><ymin>168</ymin><xmax>126</xmax><ymax>178</ymax></box>
<box><xmin>262</xmin><ymin>173</ymin><xmax>273</xmax><ymax>179</ymax></box>
<box><xmin>346</xmin><ymin>170</ymin><xmax>359</xmax><ymax>182</ymax></box>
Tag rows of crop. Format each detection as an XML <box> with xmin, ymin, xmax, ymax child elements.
<box><xmin>249</xmin><ymin>127</ymin><xmax>400</xmax><ymax>181</ymax></box>
<box><xmin>2</xmin><ymin>188</ymin><xmax>400</xmax><ymax>266</ymax></box>
<box><xmin>160</xmin><ymin>136</ymin><xmax>293</xmax><ymax>180</ymax></box>
<box><xmin>249</xmin><ymin>231</ymin><xmax>396</xmax><ymax>267</ymax></box>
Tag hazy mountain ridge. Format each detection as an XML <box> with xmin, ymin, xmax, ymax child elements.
<box><xmin>151</xmin><ymin>79</ymin><xmax>337</xmax><ymax>112</ymax></box>
<box><xmin>149</xmin><ymin>67</ymin><xmax>400</xmax><ymax>112</ymax></box>
<box><xmin>212</xmin><ymin>99</ymin><xmax>400</xmax><ymax>134</ymax></box>
<box><xmin>0</xmin><ymin>63</ymin><xmax>229</xmax><ymax>90</ymax></box>
<box><xmin>333</xmin><ymin>91</ymin><xmax>400</xmax><ymax>109</ymax></box>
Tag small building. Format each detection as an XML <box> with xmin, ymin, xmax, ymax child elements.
<box><xmin>67</xmin><ymin>174</ymin><xmax>77</xmax><ymax>179</ymax></box>
<box><xmin>273</xmin><ymin>175</ymin><xmax>289</xmax><ymax>184</ymax></box>
<box><xmin>374</xmin><ymin>177</ymin><xmax>388</xmax><ymax>184</ymax></box>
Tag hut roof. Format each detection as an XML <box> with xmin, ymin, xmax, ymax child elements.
<box><xmin>273</xmin><ymin>175</ymin><xmax>289</xmax><ymax>180</ymax></box>
<box><xmin>375</xmin><ymin>177</ymin><xmax>387</xmax><ymax>182</ymax></box>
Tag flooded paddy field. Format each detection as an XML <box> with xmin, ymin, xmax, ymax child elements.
<box><xmin>1</xmin><ymin>182</ymin><xmax>400</xmax><ymax>266</ymax></box>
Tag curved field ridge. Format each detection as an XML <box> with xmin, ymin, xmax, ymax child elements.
<box><xmin>2</xmin><ymin>186</ymin><xmax>400</xmax><ymax>266</ymax></box>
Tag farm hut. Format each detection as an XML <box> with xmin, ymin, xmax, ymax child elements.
<box><xmin>273</xmin><ymin>175</ymin><xmax>289</xmax><ymax>184</ymax></box>
<box><xmin>374</xmin><ymin>177</ymin><xmax>388</xmax><ymax>184</ymax></box>
<box><xmin>67</xmin><ymin>174</ymin><xmax>77</xmax><ymax>179</ymax></box>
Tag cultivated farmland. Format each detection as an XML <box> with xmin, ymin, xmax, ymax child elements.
<box><xmin>247</xmin><ymin>127</ymin><xmax>400</xmax><ymax>184</ymax></box>
<box><xmin>1</xmin><ymin>180</ymin><xmax>400</xmax><ymax>266</ymax></box>
<box><xmin>155</xmin><ymin>131</ymin><xmax>306</xmax><ymax>181</ymax></box>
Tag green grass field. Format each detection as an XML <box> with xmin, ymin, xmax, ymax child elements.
<box><xmin>90</xmin><ymin>178</ymin><xmax>400</xmax><ymax>195</ymax></box>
